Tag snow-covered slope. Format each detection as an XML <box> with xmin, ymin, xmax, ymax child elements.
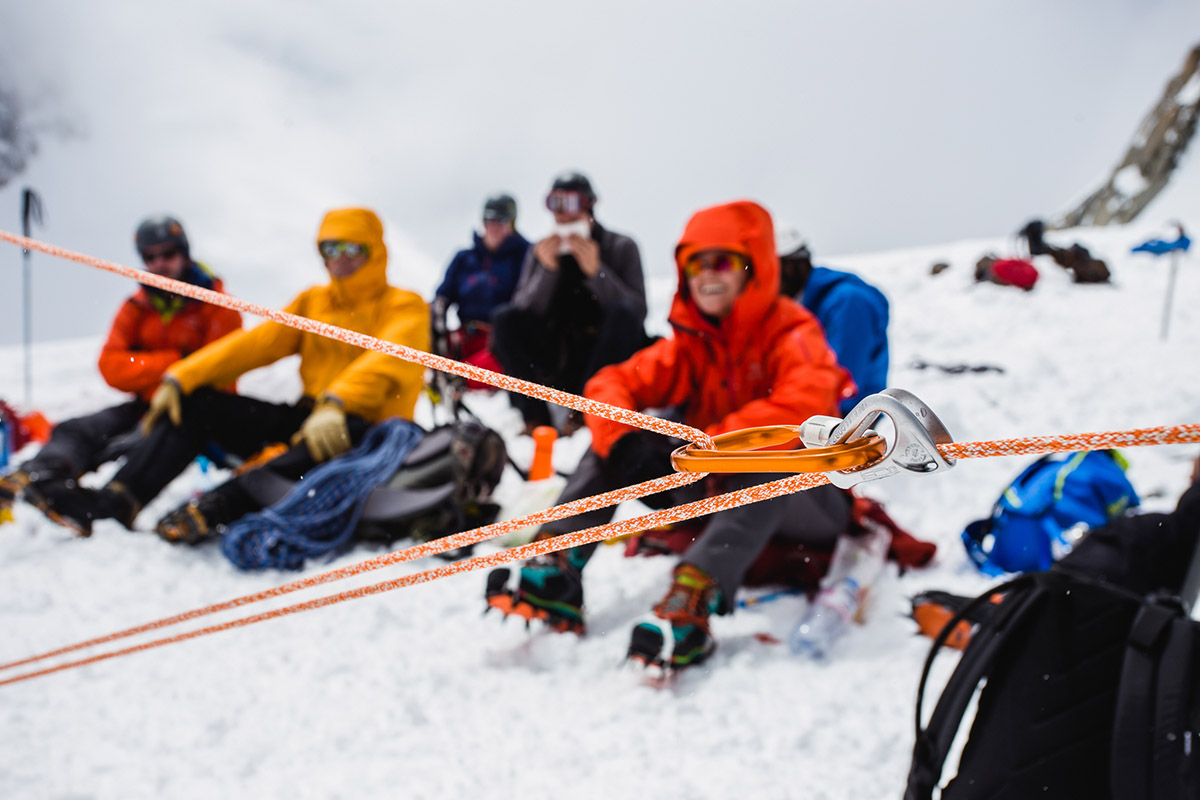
<box><xmin>0</xmin><ymin>226</ymin><xmax>1197</xmax><ymax>799</ymax></box>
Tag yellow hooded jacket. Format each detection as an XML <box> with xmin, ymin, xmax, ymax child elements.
<box><xmin>167</xmin><ymin>208</ymin><xmax>430</xmax><ymax>422</ymax></box>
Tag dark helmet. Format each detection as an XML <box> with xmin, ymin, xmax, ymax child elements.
<box><xmin>550</xmin><ymin>171</ymin><xmax>596</xmax><ymax>205</ymax></box>
<box><xmin>482</xmin><ymin>193</ymin><xmax>517</xmax><ymax>225</ymax></box>
<box><xmin>135</xmin><ymin>216</ymin><xmax>190</xmax><ymax>258</ymax></box>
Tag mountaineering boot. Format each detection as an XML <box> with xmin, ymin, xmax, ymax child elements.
<box><xmin>627</xmin><ymin>563</ymin><xmax>720</xmax><ymax>671</ymax></box>
<box><xmin>23</xmin><ymin>480</ymin><xmax>99</xmax><ymax>537</ymax></box>
<box><xmin>485</xmin><ymin>550</ymin><xmax>585</xmax><ymax>633</ymax></box>
<box><xmin>23</xmin><ymin>479</ymin><xmax>140</xmax><ymax>538</ymax></box>
<box><xmin>156</xmin><ymin>503</ymin><xmax>212</xmax><ymax>544</ymax></box>
<box><xmin>156</xmin><ymin>490</ymin><xmax>238</xmax><ymax>545</ymax></box>
<box><xmin>103</xmin><ymin>482</ymin><xmax>141</xmax><ymax>530</ymax></box>
<box><xmin>0</xmin><ymin>469</ymin><xmax>32</xmax><ymax>509</ymax></box>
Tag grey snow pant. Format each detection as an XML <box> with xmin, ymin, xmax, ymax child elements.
<box><xmin>539</xmin><ymin>437</ymin><xmax>852</xmax><ymax>610</ymax></box>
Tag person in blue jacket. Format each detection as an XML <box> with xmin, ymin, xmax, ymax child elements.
<box><xmin>432</xmin><ymin>194</ymin><xmax>531</xmax><ymax>382</ymax></box>
<box><xmin>776</xmin><ymin>228</ymin><xmax>889</xmax><ymax>415</ymax></box>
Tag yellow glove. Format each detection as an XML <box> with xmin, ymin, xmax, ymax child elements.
<box><xmin>141</xmin><ymin>378</ymin><xmax>184</xmax><ymax>435</ymax></box>
<box><xmin>291</xmin><ymin>396</ymin><xmax>351</xmax><ymax>463</ymax></box>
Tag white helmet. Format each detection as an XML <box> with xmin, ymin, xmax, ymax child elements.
<box><xmin>775</xmin><ymin>227</ymin><xmax>809</xmax><ymax>259</ymax></box>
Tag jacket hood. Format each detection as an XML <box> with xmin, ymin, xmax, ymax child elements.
<box><xmin>317</xmin><ymin>207</ymin><xmax>389</xmax><ymax>304</ymax></box>
<box><xmin>669</xmin><ymin>200</ymin><xmax>780</xmax><ymax>341</ymax></box>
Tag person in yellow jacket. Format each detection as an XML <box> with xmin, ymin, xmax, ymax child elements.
<box><xmin>34</xmin><ymin>207</ymin><xmax>431</xmax><ymax>540</ymax></box>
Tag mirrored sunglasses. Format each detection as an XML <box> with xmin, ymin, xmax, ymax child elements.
<box><xmin>140</xmin><ymin>247</ymin><xmax>181</xmax><ymax>265</ymax></box>
<box><xmin>545</xmin><ymin>191</ymin><xmax>585</xmax><ymax>214</ymax></box>
<box><xmin>683</xmin><ymin>251</ymin><xmax>750</xmax><ymax>278</ymax></box>
<box><xmin>318</xmin><ymin>241</ymin><xmax>368</xmax><ymax>260</ymax></box>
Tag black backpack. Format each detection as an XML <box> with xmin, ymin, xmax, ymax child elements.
<box><xmin>240</xmin><ymin>420</ymin><xmax>507</xmax><ymax>559</ymax></box>
<box><xmin>906</xmin><ymin>569</ymin><xmax>1200</xmax><ymax>799</ymax></box>
<box><xmin>354</xmin><ymin>420</ymin><xmax>507</xmax><ymax>553</ymax></box>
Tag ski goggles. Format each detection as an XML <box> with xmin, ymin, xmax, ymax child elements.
<box><xmin>318</xmin><ymin>241</ymin><xmax>368</xmax><ymax>260</ymax></box>
<box><xmin>682</xmin><ymin>250</ymin><xmax>750</xmax><ymax>278</ymax></box>
<box><xmin>545</xmin><ymin>190</ymin><xmax>588</xmax><ymax>214</ymax></box>
<box><xmin>140</xmin><ymin>246</ymin><xmax>182</xmax><ymax>265</ymax></box>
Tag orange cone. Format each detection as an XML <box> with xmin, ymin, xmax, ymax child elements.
<box><xmin>529</xmin><ymin>425</ymin><xmax>558</xmax><ymax>481</ymax></box>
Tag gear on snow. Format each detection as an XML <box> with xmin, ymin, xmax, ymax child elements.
<box><xmin>485</xmin><ymin>550</ymin><xmax>585</xmax><ymax>633</ymax></box>
<box><xmin>626</xmin><ymin>563</ymin><xmax>720</xmax><ymax>672</ymax></box>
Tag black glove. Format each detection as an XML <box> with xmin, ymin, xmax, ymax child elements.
<box><xmin>605</xmin><ymin>431</ymin><xmax>680</xmax><ymax>485</ymax></box>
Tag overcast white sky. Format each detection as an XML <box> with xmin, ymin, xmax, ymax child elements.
<box><xmin>0</xmin><ymin>0</ymin><xmax>1198</xmax><ymax>348</ymax></box>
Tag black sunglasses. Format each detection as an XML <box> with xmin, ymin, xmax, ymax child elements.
<box><xmin>140</xmin><ymin>247</ymin><xmax>181</xmax><ymax>264</ymax></box>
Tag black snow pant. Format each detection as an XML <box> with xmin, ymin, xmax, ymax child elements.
<box><xmin>490</xmin><ymin>300</ymin><xmax>649</xmax><ymax>428</ymax></box>
<box><xmin>17</xmin><ymin>399</ymin><xmax>147</xmax><ymax>484</ymax></box>
<box><xmin>108</xmin><ymin>388</ymin><xmax>371</xmax><ymax>528</ymax></box>
<box><xmin>538</xmin><ymin>431</ymin><xmax>853</xmax><ymax>610</ymax></box>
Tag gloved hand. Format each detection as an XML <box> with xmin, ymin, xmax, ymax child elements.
<box><xmin>291</xmin><ymin>396</ymin><xmax>351</xmax><ymax>463</ymax></box>
<box><xmin>141</xmin><ymin>378</ymin><xmax>184</xmax><ymax>435</ymax></box>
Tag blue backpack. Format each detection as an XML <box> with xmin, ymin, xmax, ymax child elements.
<box><xmin>962</xmin><ymin>450</ymin><xmax>1139</xmax><ymax>575</ymax></box>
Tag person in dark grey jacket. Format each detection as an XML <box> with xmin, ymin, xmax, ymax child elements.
<box><xmin>490</xmin><ymin>171</ymin><xmax>649</xmax><ymax>434</ymax></box>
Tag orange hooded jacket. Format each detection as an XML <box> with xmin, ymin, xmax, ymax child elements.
<box><xmin>584</xmin><ymin>200</ymin><xmax>853</xmax><ymax>458</ymax></box>
<box><xmin>168</xmin><ymin>208</ymin><xmax>430</xmax><ymax>422</ymax></box>
<box><xmin>98</xmin><ymin>267</ymin><xmax>242</xmax><ymax>401</ymax></box>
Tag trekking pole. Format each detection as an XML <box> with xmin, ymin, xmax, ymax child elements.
<box><xmin>1161</xmin><ymin>247</ymin><xmax>1180</xmax><ymax>341</ymax></box>
<box><xmin>20</xmin><ymin>189</ymin><xmax>44</xmax><ymax>409</ymax></box>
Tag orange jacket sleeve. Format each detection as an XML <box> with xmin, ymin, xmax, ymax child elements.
<box><xmin>583</xmin><ymin>338</ymin><xmax>692</xmax><ymax>458</ymax></box>
<box><xmin>323</xmin><ymin>292</ymin><xmax>430</xmax><ymax>420</ymax></box>
<box><xmin>97</xmin><ymin>301</ymin><xmax>182</xmax><ymax>396</ymax></box>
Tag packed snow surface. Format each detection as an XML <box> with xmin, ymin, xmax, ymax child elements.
<box><xmin>1</xmin><ymin>225</ymin><xmax>1198</xmax><ymax>798</ymax></box>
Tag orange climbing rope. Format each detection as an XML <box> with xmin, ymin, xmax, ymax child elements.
<box><xmin>0</xmin><ymin>231</ymin><xmax>714</xmax><ymax>450</ymax></box>
<box><xmin>0</xmin><ymin>231</ymin><xmax>1197</xmax><ymax>687</ymax></box>
<box><xmin>2</xmin><ymin>424</ymin><xmax>1195</xmax><ymax>686</ymax></box>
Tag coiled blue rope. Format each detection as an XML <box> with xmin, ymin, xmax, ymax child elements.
<box><xmin>221</xmin><ymin>418</ymin><xmax>424</xmax><ymax>571</ymax></box>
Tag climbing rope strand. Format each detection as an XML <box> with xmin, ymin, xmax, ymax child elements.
<box><xmin>1</xmin><ymin>424</ymin><xmax>1198</xmax><ymax>682</ymax></box>
<box><xmin>0</xmin><ymin>231</ymin><xmax>714</xmax><ymax>449</ymax></box>
<box><xmin>939</xmin><ymin>424</ymin><xmax>1200</xmax><ymax>459</ymax></box>
<box><xmin>0</xmin><ymin>472</ymin><xmax>824</xmax><ymax>687</ymax></box>
<box><xmin>0</xmin><ymin>471</ymin><xmax>705</xmax><ymax>673</ymax></box>
<box><xmin>4</xmin><ymin>419</ymin><xmax>1199</xmax><ymax>686</ymax></box>
<box><xmin>2</xmin><ymin>231</ymin><xmax>1198</xmax><ymax>686</ymax></box>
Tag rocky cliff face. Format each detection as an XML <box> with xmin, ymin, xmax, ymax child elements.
<box><xmin>1057</xmin><ymin>43</ymin><xmax>1200</xmax><ymax>228</ymax></box>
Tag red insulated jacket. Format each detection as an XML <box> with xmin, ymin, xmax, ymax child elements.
<box><xmin>98</xmin><ymin>268</ymin><xmax>242</xmax><ymax>401</ymax></box>
<box><xmin>584</xmin><ymin>200</ymin><xmax>853</xmax><ymax>458</ymax></box>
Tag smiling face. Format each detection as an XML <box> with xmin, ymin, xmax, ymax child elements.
<box><xmin>683</xmin><ymin>250</ymin><xmax>751</xmax><ymax>319</ymax></box>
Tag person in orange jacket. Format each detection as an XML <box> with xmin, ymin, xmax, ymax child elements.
<box><xmin>30</xmin><ymin>207</ymin><xmax>430</xmax><ymax>539</ymax></box>
<box><xmin>487</xmin><ymin>199</ymin><xmax>856</xmax><ymax>671</ymax></box>
<box><xmin>0</xmin><ymin>216</ymin><xmax>242</xmax><ymax>524</ymax></box>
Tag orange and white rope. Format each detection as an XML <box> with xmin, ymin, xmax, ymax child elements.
<box><xmin>0</xmin><ymin>231</ymin><xmax>1197</xmax><ymax>687</ymax></box>
<box><xmin>0</xmin><ymin>231</ymin><xmax>713</xmax><ymax>449</ymax></box>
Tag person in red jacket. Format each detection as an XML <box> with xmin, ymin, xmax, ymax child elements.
<box><xmin>0</xmin><ymin>216</ymin><xmax>241</xmax><ymax>532</ymax></box>
<box><xmin>487</xmin><ymin>200</ymin><xmax>854</xmax><ymax>671</ymax></box>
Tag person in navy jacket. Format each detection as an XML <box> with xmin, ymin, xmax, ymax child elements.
<box><xmin>776</xmin><ymin>228</ymin><xmax>890</xmax><ymax>415</ymax></box>
<box><xmin>432</xmin><ymin>194</ymin><xmax>531</xmax><ymax>383</ymax></box>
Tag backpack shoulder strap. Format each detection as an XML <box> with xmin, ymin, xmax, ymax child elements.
<box><xmin>360</xmin><ymin>483</ymin><xmax>457</xmax><ymax>522</ymax></box>
<box><xmin>905</xmin><ymin>573</ymin><xmax>1045</xmax><ymax>800</ymax></box>
<box><xmin>1111</xmin><ymin>598</ymin><xmax>1195</xmax><ymax>800</ymax></box>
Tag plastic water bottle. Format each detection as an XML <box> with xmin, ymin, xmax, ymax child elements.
<box><xmin>788</xmin><ymin>576</ymin><xmax>861</xmax><ymax>658</ymax></box>
<box><xmin>528</xmin><ymin>426</ymin><xmax>558</xmax><ymax>481</ymax></box>
<box><xmin>0</xmin><ymin>413</ymin><xmax>9</xmax><ymax>470</ymax></box>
